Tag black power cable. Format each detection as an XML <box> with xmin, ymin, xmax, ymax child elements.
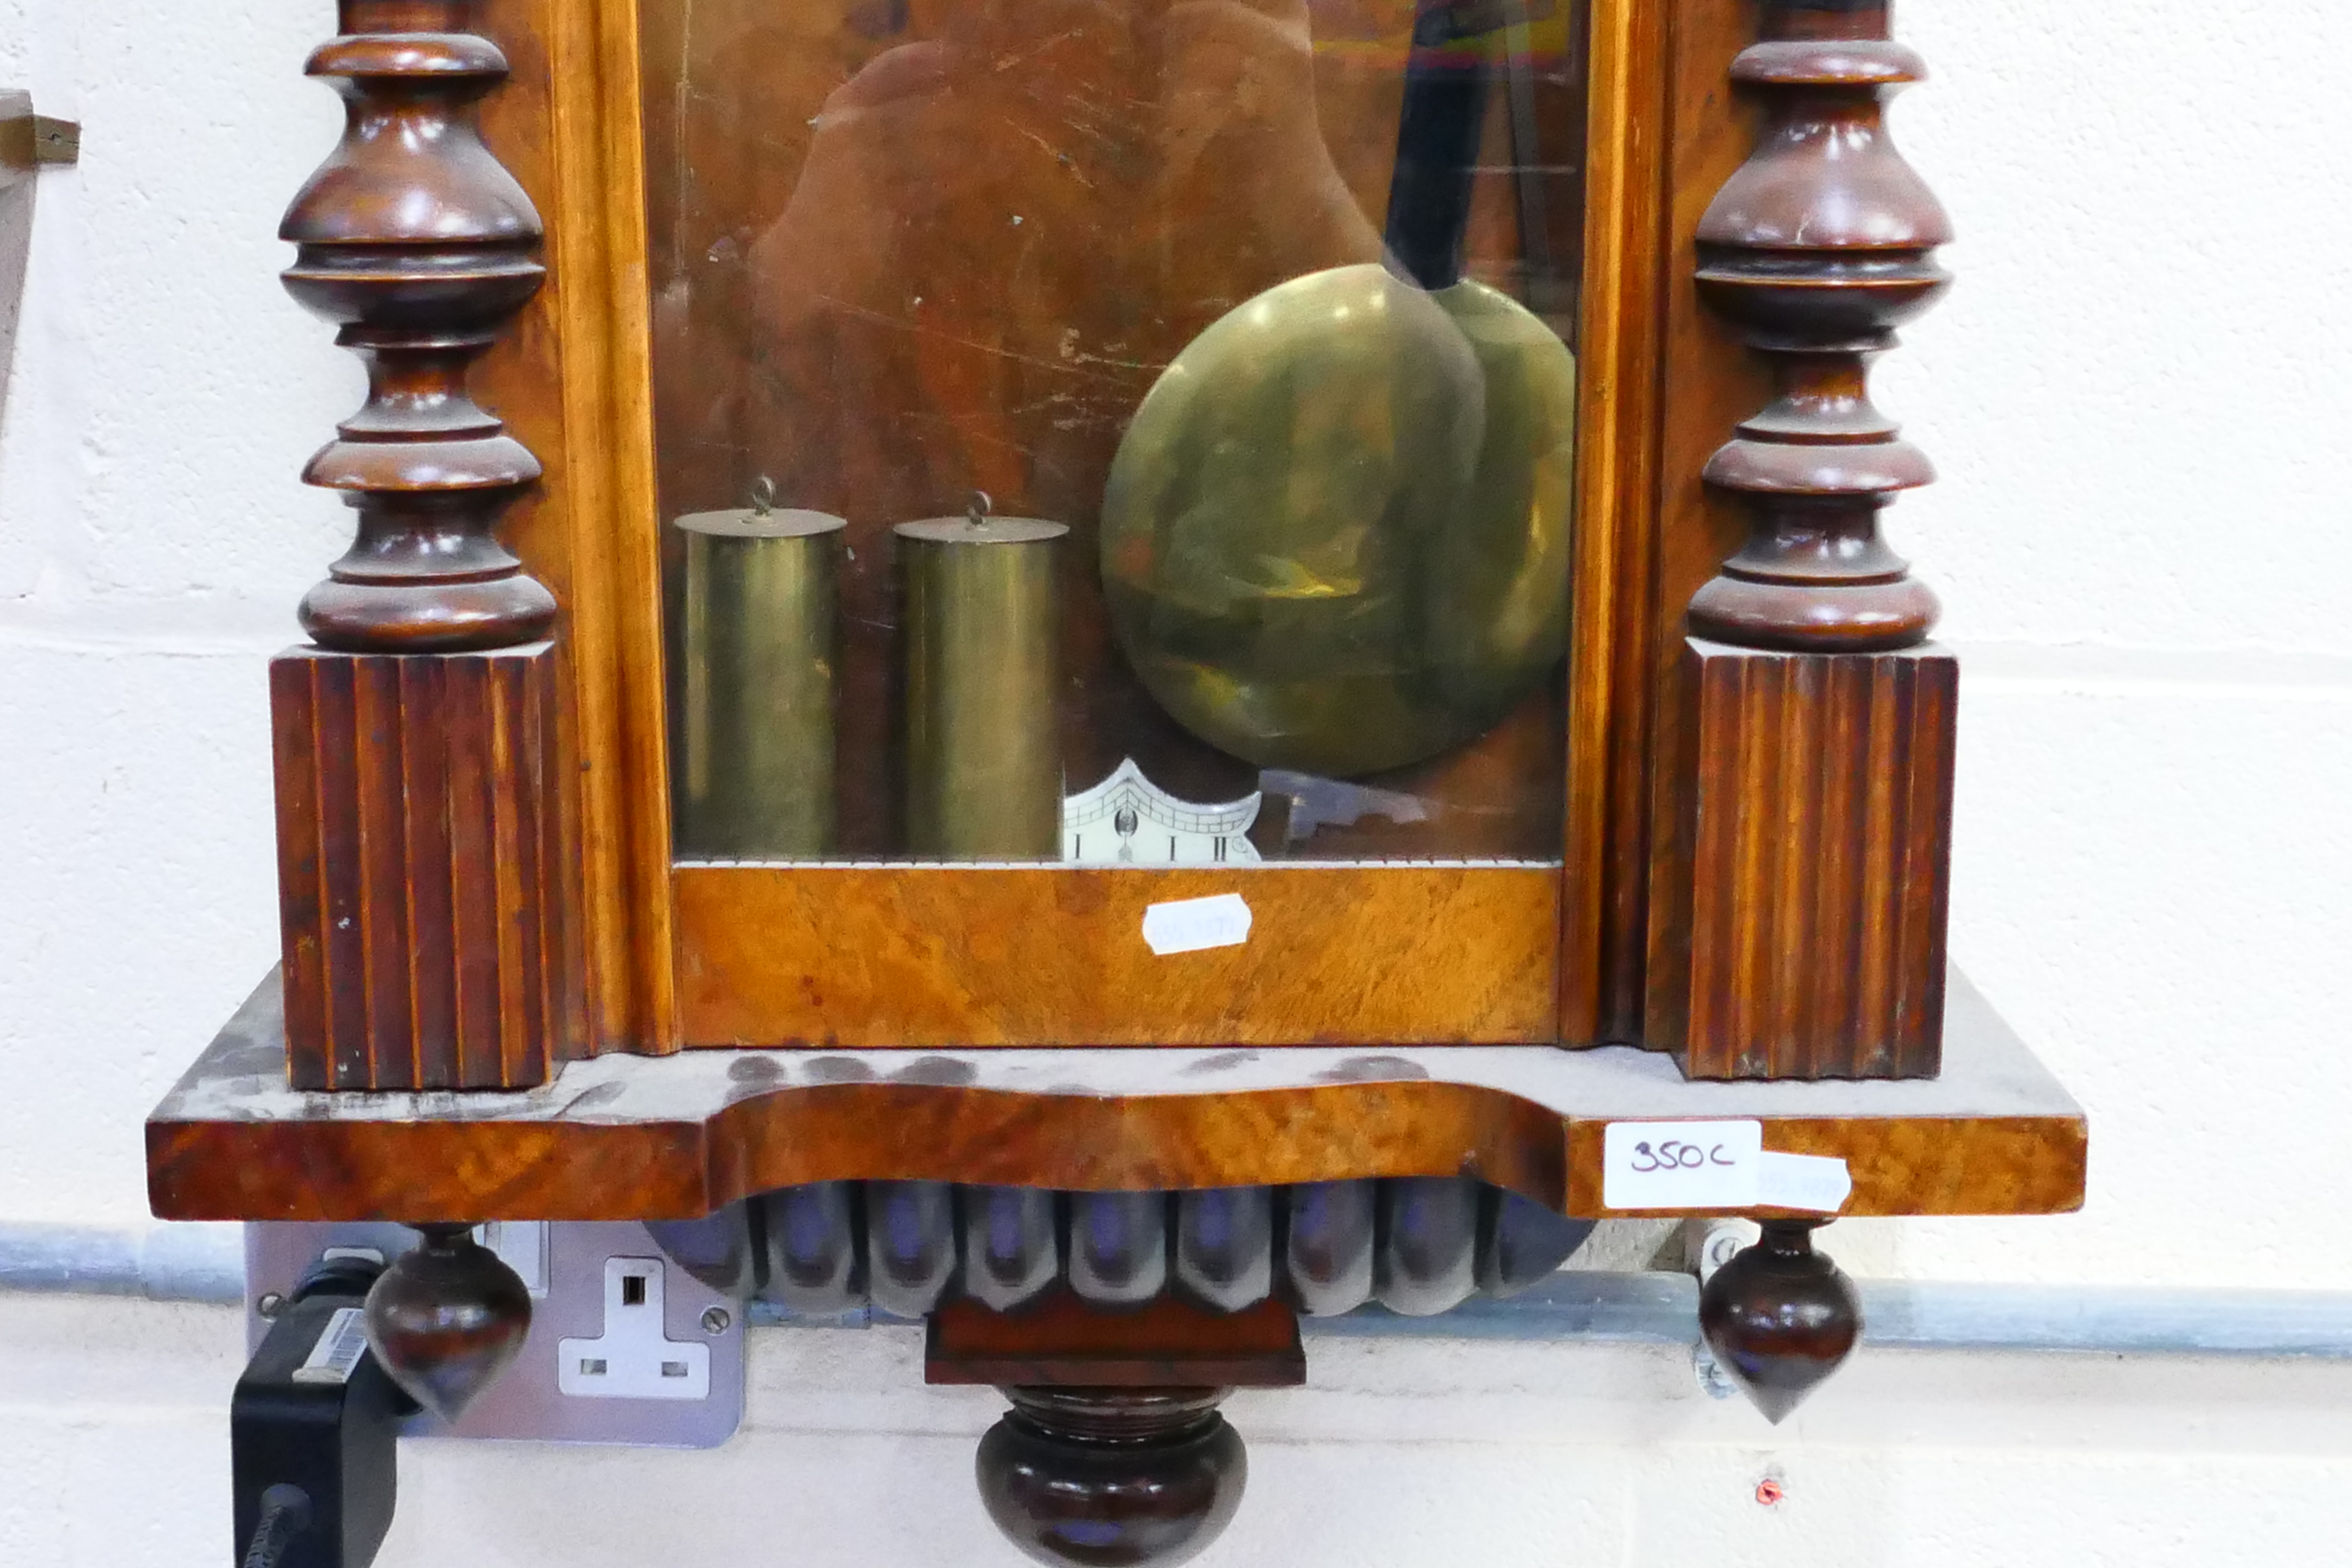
<box><xmin>240</xmin><ymin>1485</ymin><xmax>313</xmax><ymax>1568</ymax></box>
<box><xmin>231</xmin><ymin>1252</ymin><xmax>403</xmax><ymax>1568</ymax></box>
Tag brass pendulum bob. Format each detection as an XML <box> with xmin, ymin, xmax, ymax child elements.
<box><xmin>1697</xmin><ymin>1219</ymin><xmax>1862</xmax><ymax>1423</ymax></box>
<box><xmin>362</xmin><ymin>1224</ymin><xmax>533</xmax><ymax>1423</ymax></box>
<box><xmin>1099</xmin><ymin>32</ymin><xmax>1575</xmax><ymax>779</ymax></box>
<box><xmin>976</xmin><ymin>1387</ymin><xmax>1247</xmax><ymax>1568</ymax></box>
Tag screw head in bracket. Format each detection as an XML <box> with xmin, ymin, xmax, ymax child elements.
<box><xmin>701</xmin><ymin>1306</ymin><xmax>732</xmax><ymax>1335</ymax></box>
<box><xmin>255</xmin><ymin>1292</ymin><xmax>286</xmax><ymax>1320</ymax></box>
<box><xmin>1691</xmin><ymin>1343</ymin><xmax>1737</xmax><ymax>1401</ymax></box>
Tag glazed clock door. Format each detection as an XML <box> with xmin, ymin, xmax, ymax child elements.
<box><xmin>636</xmin><ymin>0</ymin><xmax>1597</xmax><ymax>1047</ymax></box>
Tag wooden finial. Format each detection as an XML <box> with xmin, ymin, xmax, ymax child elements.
<box><xmin>362</xmin><ymin>1224</ymin><xmax>533</xmax><ymax>1423</ymax></box>
<box><xmin>1689</xmin><ymin>1</ymin><xmax>1952</xmax><ymax>651</ymax></box>
<box><xmin>1697</xmin><ymin>1219</ymin><xmax>1862</xmax><ymax>1423</ymax></box>
<box><xmin>976</xmin><ymin>1389</ymin><xmax>1248</xmax><ymax>1568</ymax></box>
<box><xmin>280</xmin><ymin>1</ymin><xmax>555</xmax><ymax>652</ymax></box>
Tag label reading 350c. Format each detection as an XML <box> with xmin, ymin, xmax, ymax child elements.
<box><xmin>1602</xmin><ymin>1119</ymin><xmax>1764</xmax><ymax>1210</ymax></box>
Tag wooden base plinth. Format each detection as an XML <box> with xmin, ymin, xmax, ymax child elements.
<box><xmin>1651</xmin><ymin>638</ymin><xmax>1958</xmax><ymax>1080</ymax></box>
<box><xmin>272</xmin><ymin>641</ymin><xmax>562</xmax><ymax>1091</ymax></box>
<box><xmin>148</xmin><ymin>968</ymin><xmax>2087</xmax><ymax>1222</ymax></box>
<box><xmin>926</xmin><ymin>1289</ymin><xmax>1306</xmax><ymax>1390</ymax></box>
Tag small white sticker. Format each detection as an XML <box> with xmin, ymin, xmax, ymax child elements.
<box><xmin>293</xmin><ymin>1305</ymin><xmax>371</xmax><ymax>1385</ymax></box>
<box><xmin>1142</xmin><ymin>892</ymin><xmax>1252</xmax><ymax>956</ymax></box>
<box><xmin>1602</xmin><ymin>1119</ymin><xmax>1763</xmax><ymax>1210</ymax></box>
<box><xmin>1757</xmin><ymin>1150</ymin><xmax>1853</xmax><ymax>1214</ymax></box>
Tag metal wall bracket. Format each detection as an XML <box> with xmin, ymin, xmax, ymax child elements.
<box><xmin>0</xmin><ymin>88</ymin><xmax>50</xmax><ymax>396</ymax></box>
<box><xmin>0</xmin><ymin>99</ymin><xmax>77</xmax><ymax>169</ymax></box>
<box><xmin>246</xmin><ymin>1221</ymin><xmax>746</xmax><ymax>1450</ymax></box>
<box><xmin>1683</xmin><ymin>1216</ymin><xmax>1757</xmax><ymax>1400</ymax></box>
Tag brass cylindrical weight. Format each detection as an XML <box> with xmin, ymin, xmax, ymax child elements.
<box><xmin>896</xmin><ymin>509</ymin><xmax>1067</xmax><ymax>858</ymax></box>
<box><xmin>673</xmin><ymin>503</ymin><xmax>846</xmax><ymax>858</ymax></box>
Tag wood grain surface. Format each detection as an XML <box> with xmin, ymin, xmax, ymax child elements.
<box><xmin>280</xmin><ymin>2</ymin><xmax>557</xmax><ymax>655</ymax></box>
<box><xmin>1684</xmin><ymin>1</ymin><xmax>1950</xmax><ymax>651</ymax></box>
<box><xmin>513</xmin><ymin>0</ymin><xmax>1692</xmax><ymax>1055</ymax></box>
<box><xmin>673</xmin><ymin>863</ymin><xmax>1561</xmax><ymax>1047</ymax></box>
<box><xmin>270</xmin><ymin>2</ymin><xmax>580</xmax><ymax>1088</ymax></box>
<box><xmin>273</xmin><ymin>644</ymin><xmax>563</xmax><ymax>1089</ymax></box>
<box><xmin>538</xmin><ymin>0</ymin><xmax>679</xmax><ymax>1056</ymax></box>
<box><xmin>448</xmin><ymin>0</ymin><xmax>679</xmax><ymax>1058</ymax></box>
<box><xmin>146</xmin><ymin>967</ymin><xmax>2084</xmax><ymax>1223</ymax></box>
<box><xmin>1646</xmin><ymin>0</ymin><xmax>1960</xmax><ymax>1077</ymax></box>
<box><xmin>1641</xmin><ymin>0</ymin><xmax>1777</xmax><ymax>1053</ymax></box>
<box><xmin>1652</xmin><ymin>640</ymin><xmax>1957</xmax><ymax>1079</ymax></box>
<box><xmin>1561</xmin><ymin>0</ymin><xmax>1670</xmax><ymax>1047</ymax></box>
<box><xmin>252</xmin><ymin>0</ymin><xmax>1983</xmax><ymax>1080</ymax></box>
<box><xmin>927</xmin><ymin>1291</ymin><xmax>1306</xmax><ymax>1388</ymax></box>
<box><xmin>618</xmin><ymin>0</ymin><xmax>1610</xmax><ymax>1050</ymax></box>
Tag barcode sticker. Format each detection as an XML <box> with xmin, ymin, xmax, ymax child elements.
<box><xmin>1756</xmin><ymin>1150</ymin><xmax>1853</xmax><ymax>1214</ymax></box>
<box><xmin>293</xmin><ymin>1305</ymin><xmax>372</xmax><ymax>1385</ymax></box>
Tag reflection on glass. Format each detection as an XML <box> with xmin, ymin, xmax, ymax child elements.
<box><xmin>646</xmin><ymin>0</ymin><xmax>1589</xmax><ymax>863</ymax></box>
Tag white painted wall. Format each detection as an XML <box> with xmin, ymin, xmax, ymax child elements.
<box><xmin>3</xmin><ymin>0</ymin><xmax>2350</xmax><ymax>1564</ymax></box>
<box><xmin>10</xmin><ymin>1294</ymin><xmax>2352</xmax><ymax>1567</ymax></box>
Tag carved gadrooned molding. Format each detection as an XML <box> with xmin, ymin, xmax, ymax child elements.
<box><xmin>1690</xmin><ymin>1</ymin><xmax>1953</xmax><ymax>652</ymax></box>
<box><xmin>695</xmin><ymin>1177</ymin><xmax>1596</xmax><ymax>1321</ymax></box>
<box><xmin>280</xmin><ymin>1</ymin><xmax>555</xmax><ymax>653</ymax></box>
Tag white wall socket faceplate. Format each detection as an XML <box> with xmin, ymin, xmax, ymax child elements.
<box><xmin>558</xmin><ymin>1257</ymin><xmax>712</xmax><ymax>1400</ymax></box>
<box><xmin>246</xmin><ymin>1220</ymin><xmax>745</xmax><ymax>1449</ymax></box>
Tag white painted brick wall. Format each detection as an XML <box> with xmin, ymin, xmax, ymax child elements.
<box><xmin>3</xmin><ymin>1</ymin><xmax>2349</xmax><ymax>1563</ymax></box>
<box><xmin>8</xmin><ymin>1296</ymin><xmax>2352</xmax><ymax>1568</ymax></box>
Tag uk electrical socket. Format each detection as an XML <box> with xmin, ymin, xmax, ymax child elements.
<box><xmin>559</xmin><ymin>1257</ymin><xmax>711</xmax><ymax>1400</ymax></box>
<box><xmin>246</xmin><ymin>1220</ymin><xmax>745</xmax><ymax>1448</ymax></box>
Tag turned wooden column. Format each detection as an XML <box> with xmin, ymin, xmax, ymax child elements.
<box><xmin>1651</xmin><ymin>0</ymin><xmax>1956</xmax><ymax>1079</ymax></box>
<box><xmin>272</xmin><ymin>0</ymin><xmax>563</xmax><ymax>1089</ymax></box>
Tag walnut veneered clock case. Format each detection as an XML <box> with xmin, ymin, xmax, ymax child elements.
<box><xmin>149</xmin><ymin>4</ymin><xmax>2083</xmax><ymax>1566</ymax></box>
<box><xmin>253</xmin><ymin>0</ymin><xmax>1958</xmax><ymax>1089</ymax></box>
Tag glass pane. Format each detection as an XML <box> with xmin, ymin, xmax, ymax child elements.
<box><xmin>642</xmin><ymin>0</ymin><xmax>1589</xmax><ymax>864</ymax></box>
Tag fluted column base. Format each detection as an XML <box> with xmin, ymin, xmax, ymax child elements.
<box><xmin>272</xmin><ymin>642</ymin><xmax>563</xmax><ymax>1089</ymax></box>
<box><xmin>1650</xmin><ymin>638</ymin><xmax>1956</xmax><ymax>1079</ymax></box>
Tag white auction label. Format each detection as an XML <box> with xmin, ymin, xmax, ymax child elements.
<box><xmin>1602</xmin><ymin>1119</ymin><xmax>1763</xmax><ymax>1210</ymax></box>
<box><xmin>1756</xmin><ymin>1150</ymin><xmax>1853</xmax><ymax>1214</ymax></box>
<box><xmin>1141</xmin><ymin>892</ymin><xmax>1252</xmax><ymax>956</ymax></box>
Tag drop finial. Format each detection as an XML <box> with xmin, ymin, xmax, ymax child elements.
<box><xmin>362</xmin><ymin>1224</ymin><xmax>532</xmax><ymax>1423</ymax></box>
<box><xmin>1697</xmin><ymin>1219</ymin><xmax>1861</xmax><ymax>1423</ymax></box>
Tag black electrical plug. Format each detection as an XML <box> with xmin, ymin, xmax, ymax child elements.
<box><xmin>230</xmin><ymin>1251</ymin><xmax>413</xmax><ymax>1568</ymax></box>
